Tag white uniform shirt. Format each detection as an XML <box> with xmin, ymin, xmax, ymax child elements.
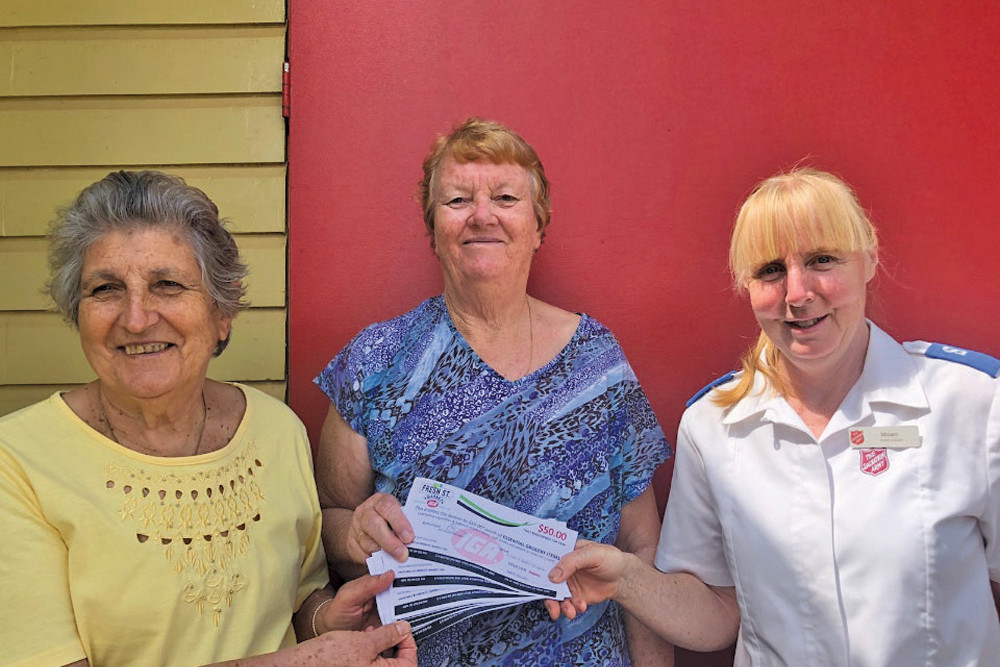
<box><xmin>656</xmin><ymin>323</ymin><xmax>1000</xmax><ymax>666</ymax></box>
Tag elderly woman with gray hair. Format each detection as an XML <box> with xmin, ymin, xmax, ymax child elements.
<box><xmin>0</xmin><ymin>171</ymin><xmax>415</xmax><ymax>667</ymax></box>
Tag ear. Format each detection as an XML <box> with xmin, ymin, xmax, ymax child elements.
<box><xmin>532</xmin><ymin>220</ymin><xmax>544</xmax><ymax>251</ymax></box>
<box><xmin>216</xmin><ymin>312</ymin><xmax>234</xmax><ymax>342</ymax></box>
<box><xmin>863</xmin><ymin>252</ymin><xmax>877</xmax><ymax>283</ymax></box>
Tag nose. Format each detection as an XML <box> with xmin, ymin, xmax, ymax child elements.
<box><xmin>470</xmin><ymin>195</ymin><xmax>495</xmax><ymax>226</ymax></box>
<box><xmin>121</xmin><ymin>291</ymin><xmax>159</xmax><ymax>332</ymax></box>
<box><xmin>784</xmin><ymin>264</ymin><xmax>813</xmax><ymax>307</ymax></box>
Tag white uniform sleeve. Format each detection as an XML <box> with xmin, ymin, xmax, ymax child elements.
<box><xmin>983</xmin><ymin>379</ymin><xmax>1000</xmax><ymax>584</ymax></box>
<box><xmin>654</xmin><ymin>410</ymin><xmax>733</xmax><ymax>586</ymax></box>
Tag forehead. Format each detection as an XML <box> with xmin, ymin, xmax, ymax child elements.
<box><xmin>435</xmin><ymin>157</ymin><xmax>531</xmax><ymax>191</ymax></box>
<box><xmin>83</xmin><ymin>227</ymin><xmax>198</xmax><ymax>274</ymax></box>
<box><xmin>747</xmin><ymin>216</ymin><xmax>856</xmax><ymax>263</ymax></box>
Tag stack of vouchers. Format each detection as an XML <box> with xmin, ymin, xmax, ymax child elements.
<box><xmin>366</xmin><ymin>478</ymin><xmax>576</xmax><ymax>641</ymax></box>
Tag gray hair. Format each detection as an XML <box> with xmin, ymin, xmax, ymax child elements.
<box><xmin>47</xmin><ymin>170</ymin><xmax>249</xmax><ymax>356</ymax></box>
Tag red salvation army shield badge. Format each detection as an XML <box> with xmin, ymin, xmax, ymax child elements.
<box><xmin>859</xmin><ymin>448</ymin><xmax>889</xmax><ymax>476</ymax></box>
<box><xmin>850</xmin><ymin>429</ymin><xmax>866</xmax><ymax>446</ymax></box>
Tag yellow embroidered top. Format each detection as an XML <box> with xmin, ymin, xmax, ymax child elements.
<box><xmin>0</xmin><ymin>385</ymin><xmax>328</xmax><ymax>667</ymax></box>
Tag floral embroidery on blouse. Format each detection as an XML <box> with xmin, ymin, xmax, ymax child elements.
<box><xmin>105</xmin><ymin>444</ymin><xmax>264</xmax><ymax>626</ymax></box>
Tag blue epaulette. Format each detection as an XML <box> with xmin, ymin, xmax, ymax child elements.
<box><xmin>686</xmin><ymin>371</ymin><xmax>738</xmax><ymax>407</ymax></box>
<box><xmin>922</xmin><ymin>343</ymin><xmax>1000</xmax><ymax>378</ymax></box>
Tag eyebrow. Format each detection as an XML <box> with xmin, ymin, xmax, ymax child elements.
<box><xmin>81</xmin><ymin>267</ymin><xmax>189</xmax><ymax>286</ymax></box>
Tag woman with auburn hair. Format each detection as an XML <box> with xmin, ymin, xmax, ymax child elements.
<box><xmin>315</xmin><ymin>117</ymin><xmax>671</xmax><ymax>666</ymax></box>
<box><xmin>548</xmin><ymin>167</ymin><xmax>1000</xmax><ymax>666</ymax></box>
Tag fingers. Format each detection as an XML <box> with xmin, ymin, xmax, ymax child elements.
<box><xmin>548</xmin><ymin>538</ymin><xmax>597</xmax><ymax>583</ymax></box>
<box><xmin>543</xmin><ymin>599</ymin><xmax>561</xmax><ymax>621</ymax></box>
<box><xmin>336</xmin><ymin>571</ymin><xmax>395</xmax><ymax>608</ymax></box>
<box><xmin>354</xmin><ymin>493</ymin><xmax>415</xmax><ymax>562</ymax></box>
<box><xmin>542</xmin><ymin>596</ymin><xmax>585</xmax><ymax>621</ymax></box>
<box><xmin>390</xmin><ymin>626</ymin><xmax>418</xmax><ymax>665</ymax></box>
<box><xmin>563</xmin><ymin>597</ymin><xmax>584</xmax><ymax>619</ymax></box>
<box><xmin>364</xmin><ymin>620</ymin><xmax>413</xmax><ymax>656</ymax></box>
<box><xmin>548</xmin><ymin>554</ymin><xmax>577</xmax><ymax>584</ymax></box>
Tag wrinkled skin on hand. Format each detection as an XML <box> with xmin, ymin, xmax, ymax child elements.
<box><xmin>347</xmin><ymin>492</ymin><xmax>414</xmax><ymax>564</ymax></box>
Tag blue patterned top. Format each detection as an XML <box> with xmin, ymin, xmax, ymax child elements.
<box><xmin>315</xmin><ymin>296</ymin><xmax>670</xmax><ymax>666</ymax></box>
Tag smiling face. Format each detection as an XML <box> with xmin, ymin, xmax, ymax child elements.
<box><xmin>431</xmin><ymin>157</ymin><xmax>542</xmax><ymax>289</ymax></box>
<box><xmin>77</xmin><ymin>227</ymin><xmax>232</xmax><ymax>402</ymax></box>
<box><xmin>747</xmin><ymin>240</ymin><xmax>875</xmax><ymax>375</ymax></box>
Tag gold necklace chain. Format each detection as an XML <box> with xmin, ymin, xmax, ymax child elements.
<box><xmin>97</xmin><ymin>385</ymin><xmax>208</xmax><ymax>456</ymax></box>
<box><xmin>524</xmin><ymin>295</ymin><xmax>534</xmax><ymax>377</ymax></box>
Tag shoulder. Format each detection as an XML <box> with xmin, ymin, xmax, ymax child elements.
<box><xmin>902</xmin><ymin>340</ymin><xmax>1000</xmax><ymax>379</ymax></box>
<box><xmin>316</xmin><ymin>298</ymin><xmax>443</xmax><ymax>392</ymax></box>
<box><xmin>898</xmin><ymin>340</ymin><xmax>999</xmax><ymax>412</ymax></box>
<box><xmin>234</xmin><ymin>385</ymin><xmax>312</xmax><ymax>459</ymax></box>
<box><xmin>0</xmin><ymin>394</ymin><xmax>69</xmax><ymax>442</ymax></box>
<box><xmin>0</xmin><ymin>397</ymin><xmax>50</xmax><ymax>429</ymax></box>
<box><xmin>571</xmin><ymin>313</ymin><xmax>627</xmax><ymax>358</ymax></box>
<box><xmin>235</xmin><ymin>385</ymin><xmax>308</xmax><ymax>445</ymax></box>
<box><xmin>344</xmin><ymin>298</ymin><xmax>443</xmax><ymax>361</ymax></box>
<box><xmin>0</xmin><ymin>395</ymin><xmax>83</xmax><ymax>480</ymax></box>
<box><xmin>237</xmin><ymin>384</ymin><xmax>302</xmax><ymax>423</ymax></box>
<box><xmin>685</xmin><ymin>371</ymin><xmax>739</xmax><ymax>408</ymax></box>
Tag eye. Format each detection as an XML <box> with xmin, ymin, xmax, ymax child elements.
<box><xmin>87</xmin><ymin>283</ymin><xmax>120</xmax><ymax>299</ymax></box>
<box><xmin>494</xmin><ymin>194</ymin><xmax>519</xmax><ymax>206</ymax></box>
<box><xmin>754</xmin><ymin>263</ymin><xmax>785</xmax><ymax>282</ymax></box>
<box><xmin>809</xmin><ymin>254</ymin><xmax>839</xmax><ymax>269</ymax></box>
<box><xmin>154</xmin><ymin>280</ymin><xmax>186</xmax><ymax>294</ymax></box>
<box><xmin>444</xmin><ymin>197</ymin><xmax>468</xmax><ymax>208</ymax></box>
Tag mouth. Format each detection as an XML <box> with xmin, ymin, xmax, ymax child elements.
<box><xmin>786</xmin><ymin>315</ymin><xmax>828</xmax><ymax>330</ymax></box>
<box><xmin>463</xmin><ymin>237</ymin><xmax>503</xmax><ymax>245</ymax></box>
<box><xmin>121</xmin><ymin>342</ymin><xmax>172</xmax><ymax>356</ymax></box>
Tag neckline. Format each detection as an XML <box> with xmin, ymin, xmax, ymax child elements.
<box><xmin>434</xmin><ymin>295</ymin><xmax>585</xmax><ymax>385</ymax></box>
<box><xmin>98</xmin><ymin>384</ymin><xmax>208</xmax><ymax>457</ymax></box>
<box><xmin>56</xmin><ymin>383</ymin><xmax>251</xmax><ymax>463</ymax></box>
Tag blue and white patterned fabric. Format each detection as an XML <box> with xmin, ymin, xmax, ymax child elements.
<box><xmin>315</xmin><ymin>295</ymin><xmax>670</xmax><ymax>666</ymax></box>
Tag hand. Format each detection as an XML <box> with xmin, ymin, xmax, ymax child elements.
<box><xmin>320</xmin><ymin>572</ymin><xmax>395</xmax><ymax>633</ymax></box>
<box><xmin>545</xmin><ymin>540</ymin><xmax>629</xmax><ymax>621</ymax></box>
<box><xmin>347</xmin><ymin>492</ymin><xmax>414</xmax><ymax>564</ymax></box>
<box><xmin>308</xmin><ymin>621</ymin><xmax>417</xmax><ymax>667</ymax></box>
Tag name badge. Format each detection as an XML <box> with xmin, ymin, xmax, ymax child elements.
<box><xmin>849</xmin><ymin>426</ymin><xmax>921</xmax><ymax>449</ymax></box>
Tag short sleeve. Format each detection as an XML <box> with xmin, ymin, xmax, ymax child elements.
<box><xmin>314</xmin><ymin>335</ymin><xmax>368</xmax><ymax>437</ymax></box>
<box><xmin>983</xmin><ymin>380</ymin><xmax>1000</xmax><ymax>583</ymax></box>
<box><xmin>655</xmin><ymin>411</ymin><xmax>733</xmax><ymax>586</ymax></box>
<box><xmin>0</xmin><ymin>446</ymin><xmax>86</xmax><ymax>666</ymax></box>
<box><xmin>613</xmin><ymin>360</ymin><xmax>671</xmax><ymax>507</ymax></box>
<box><xmin>283</xmin><ymin>416</ymin><xmax>330</xmax><ymax>610</ymax></box>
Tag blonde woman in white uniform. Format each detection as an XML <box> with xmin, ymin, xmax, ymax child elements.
<box><xmin>547</xmin><ymin>167</ymin><xmax>1000</xmax><ymax>665</ymax></box>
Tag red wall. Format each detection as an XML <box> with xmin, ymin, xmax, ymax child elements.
<box><xmin>288</xmin><ymin>3</ymin><xmax>1000</xmax><ymax>664</ymax></box>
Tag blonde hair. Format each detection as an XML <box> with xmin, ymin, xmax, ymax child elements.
<box><xmin>713</xmin><ymin>167</ymin><xmax>879</xmax><ymax>407</ymax></box>
<box><xmin>417</xmin><ymin>117</ymin><xmax>551</xmax><ymax>239</ymax></box>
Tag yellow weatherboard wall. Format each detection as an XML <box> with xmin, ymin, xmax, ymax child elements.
<box><xmin>0</xmin><ymin>1</ymin><xmax>287</xmax><ymax>416</ymax></box>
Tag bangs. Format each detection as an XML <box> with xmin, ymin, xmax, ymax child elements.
<box><xmin>446</xmin><ymin>133</ymin><xmax>530</xmax><ymax>168</ymax></box>
<box><xmin>730</xmin><ymin>169</ymin><xmax>877</xmax><ymax>288</ymax></box>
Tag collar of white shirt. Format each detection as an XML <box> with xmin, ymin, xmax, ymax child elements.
<box><xmin>722</xmin><ymin>321</ymin><xmax>930</xmax><ymax>438</ymax></box>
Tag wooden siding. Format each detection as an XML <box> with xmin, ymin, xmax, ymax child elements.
<box><xmin>0</xmin><ymin>165</ymin><xmax>286</xmax><ymax>236</ymax></box>
<box><xmin>0</xmin><ymin>4</ymin><xmax>287</xmax><ymax>416</ymax></box>
<box><xmin>0</xmin><ymin>96</ymin><xmax>283</xmax><ymax>167</ymax></box>
<box><xmin>1</xmin><ymin>26</ymin><xmax>284</xmax><ymax>96</ymax></box>
<box><xmin>0</xmin><ymin>1</ymin><xmax>284</xmax><ymax>27</ymax></box>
